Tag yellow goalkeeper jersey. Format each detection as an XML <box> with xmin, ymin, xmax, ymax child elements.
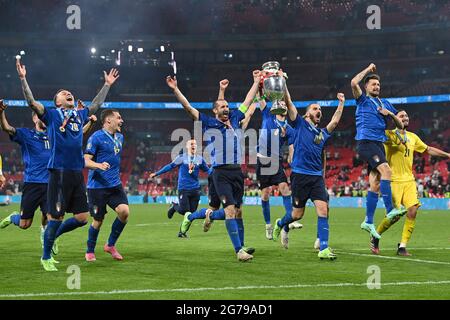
<box><xmin>384</xmin><ymin>130</ymin><xmax>428</xmax><ymax>182</ymax></box>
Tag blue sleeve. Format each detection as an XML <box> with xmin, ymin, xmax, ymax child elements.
<box><xmin>356</xmin><ymin>93</ymin><xmax>367</xmax><ymax>105</ymax></box>
<box><xmin>287</xmin><ymin>126</ymin><xmax>296</xmax><ymax>145</ymax></box>
<box><xmin>292</xmin><ymin>114</ymin><xmax>307</xmax><ymax>128</ymax></box>
<box><xmin>232</xmin><ymin>109</ymin><xmax>245</xmax><ymax>123</ymax></box>
<box><xmin>199</xmin><ymin>158</ymin><xmax>211</xmax><ymax>174</ymax></box>
<box><xmin>10</xmin><ymin>128</ymin><xmax>26</xmax><ymax>145</ymax></box>
<box><xmin>385</xmin><ymin>101</ymin><xmax>398</xmax><ymax>114</ymax></box>
<box><xmin>39</xmin><ymin>108</ymin><xmax>54</xmax><ymax>125</ymax></box>
<box><xmin>322</xmin><ymin>128</ymin><xmax>331</xmax><ymax>142</ymax></box>
<box><xmin>199</xmin><ymin>113</ymin><xmax>215</xmax><ymax>130</ymax></box>
<box><xmin>79</xmin><ymin>108</ymin><xmax>89</xmax><ymax>124</ymax></box>
<box><xmin>85</xmin><ymin>134</ymin><xmax>98</xmax><ymax>155</ymax></box>
<box><xmin>155</xmin><ymin>156</ymin><xmax>182</xmax><ymax>176</ymax></box>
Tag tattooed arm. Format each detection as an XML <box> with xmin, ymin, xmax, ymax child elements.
<box><xmin>88</xmin><ymin>69</ymin><xmax>119</xmax><ymax>116</ymax></box>
<box><xmin>16</xmin><ymin>58</ymin><xmax>45</xmax><ymax>116</ymax></box>
<box><xmin>326</xmin><ymin>93</ymin><xmax>345</xmax><ymax>133</ymax></box>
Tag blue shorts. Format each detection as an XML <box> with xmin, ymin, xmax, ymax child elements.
<box><xmin>88</xmin><ymin>185</ymin><xmax>128</xmax><ymax>221</ymax></box>
<box><xmin>178</xmin><ymin>189</ymin><xmax>200</xmax><ymax>214</ymax></box>
<box><xmin>256</xmin><ymin>158</ymin><xmax>288</xmax><ymax>189</ymax></box>
<box><xmin>208</xmin><ymin>176</ymin><xmax>221</xmax><ymax>209</ymax></box>
<box><xmin>291</xmin><ymin>173</ymin><xmax>328</xmax><ymax>208</ymax></box>
<box><xmin>356</xmin><ymin>140</ymin><xmax>387</xmax><ymax>172</ymax></box>
<box><xmin>211</xmin><ymin>165</ymin><xmax>244</xmax><ymax>208</ymax></box>
<box><xmin>20</xmin><ymin>183</ymin><xmax>48</xmax><ymax>220</ymax></box>
<box><xmin>47</xmin><ymin>169</ymin><xmax>89</xmax><ymax>218</ymax></box>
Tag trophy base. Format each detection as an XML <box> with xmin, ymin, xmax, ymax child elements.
<box><xmin>270</xmin><ymin>101</ymin><xmax>287</xmax><ymax>115</ymax></box>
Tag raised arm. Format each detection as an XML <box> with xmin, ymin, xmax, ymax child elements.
<box><xmin>83</xmin><ymin>115</ymin><xmax>97</xmax><ymax>135</ymax></box>
<box><xmin>149</xmin><ymin>162</ymin><xmax>178</xmax><ymax>178</ymax></box>
<box><xmin>288</xmin><ymin>144</ymin><xmax>294</xmax><ymax>164</ymax></box>
<box><xmin>88</xmin><ymin>69</ymin><xmax>119</xmax><ymax>116</ymax></box>
<box><xmin>240</xmin><ymin>102</ymin><xmax>257</xmax><ymax>130</ymax></box>
<box><xmin>166</xmin><ymin>76</ymin><xmax>199</xmax><ymax>121</ymax></box>
<box><xmin>284</xmin><ymin>85</ymin><xmax>298</xmax><ymax>121</ymax></box>
<box><xmin>351</xmin><ymin>63</ymin><xmax>376</xmax><ymax>99</ymax></box>
<box><xmin>0</xmin><ymin>154</ymin><xmax>5</xmax><ymax>188</ymax></box>
<box><xmin>16</xmin><ymin>58</ymin><xmax>44</xmax><ymax>116</ymax></box>
<box><xmin>218</xmin><ymin>79</ymin><xmax>229</xmax><ymax>100</ymax></box>
<box><xmin>84</xmin><ymin>154</ymin><xmax>110</xmax><ymax>171</ymax></box>
<box><xmin>241</xmin><ymin>70</ymin><xmax>262</xmax><ymax>109</ymax></box>
<box><xmin>378</xmin><ymin>108</ymin><xmax>404</xmax><ymax>130</ymax></box>
<box><xmin>0</xmin><ymin>100</ymin><xmax>16</xmax><ymax>135</ymax></box>
<box><xmin>426</xmin><ymin>146</ymin><xmax>450</xmax><ymax>159</ymax></box>
<box><xmin>326</xmin><ymin>93</ymin><xmax>345</xmax><ymax>133</ymax></box>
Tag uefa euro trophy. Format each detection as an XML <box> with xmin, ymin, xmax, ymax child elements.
<box><xmin>260</xmin><ymin>61</ymin><xmax>287</xmax><ymax>115</ymax></box>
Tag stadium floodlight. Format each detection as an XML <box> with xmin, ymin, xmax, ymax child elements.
<box><xmin>160</xmin><ymin>45</ymin><xmax>165</xmax><ymax>52</ymax></box>
<box><xmin>20</xmin><ymin>50</ymin><xmax>25</xmax><ymax>56</ymax></box>
<box><xmin>91</xmin><ymin>47</ymin><xmax>97</xmax><ymax>54</ymax></box>
<box><xmin>111</xmin><ymin>49</ymin><xmax>116</xmax><ymax>53</ymax></box>
<box><xmin>138</xmin><ymin>48</ymin><xmax>144</xmax><ymax>53</ymax></box>
<box><xmin>100</xmin><ymin>56</ymin><xmax>106</xmax><ymax>59</ymax></box>
<box><xmin>128</xmin><ymin>45</ymin><xmax>133</xmax><ymax>52</ymax></box>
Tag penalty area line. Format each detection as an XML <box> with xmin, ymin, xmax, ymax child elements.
<box><xmin>1</xmin><ymin>280</ymin><xmax>450</xmax><ymax>298</ymax></box>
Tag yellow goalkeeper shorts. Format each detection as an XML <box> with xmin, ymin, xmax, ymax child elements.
<box><xmin>391</xmin><ymin>181</ymin><xmax>421</xmax><ymax>210</ymax></box>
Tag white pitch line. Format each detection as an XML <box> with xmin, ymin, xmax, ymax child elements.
<box><xmin>340</xmin><ymin>251</ymin><xmax>450</xmax><ymax>265</ymax></box>
<box><xmin>348</xmin><ymin>247</ymin><xmax>450</xmax><ymax>252</ymax></box>
<box><xmin>1</xmin><ymin>280</ymin><xmax>450</xmax><ymax>298</ymax></box>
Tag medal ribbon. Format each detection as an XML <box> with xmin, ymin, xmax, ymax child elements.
<box><xmin>57</xmin><ymin>108</ymin><xmax>76</xmax><ymax>132</ymax></box>
<box><xmin>102</xmin><ymin>129</ymin><xmax>122</xmax><ymax>153</ymax></box>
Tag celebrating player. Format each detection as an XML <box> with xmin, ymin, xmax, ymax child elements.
<box><xmin>150</xmin><ymin>139</ymin><xmax>212</xmax><ymax>237</ymax></box>
<box><xmin>351</xmin><ymin>64</ymin><xmax>407</xmax><ymax>239</ymax></box>
<box><xmin>371</xmin><ymin>110</ymin><xmax>450</xmax><ymax>256</ymax></box>
<box><xmin>255</xmin><ymin>97</ymin><xmax>301</xmax><ymax>240</ymax></box>
<box><xmin>84</xmin><ymin>109</ymin><xmax>129</xmax><ymax>262</ymax></box>
<box><xmin>0</xmin><ymin>100</ymin><xmax>95</xmax><ymax>253</ymax></box>
<box><xmin>166</xmin><ymin>70</ymin><xmax>261</xmax><ymax>262</ymax></box>
<box><xmin>16</xmin><ymin>57</ymin><xmax>119</xmax><ymax>271</ymax></box>
<box><xmin>274</xmin><ymin>88</ymin><xmax>345</xmax><ymax>260</ymax></box>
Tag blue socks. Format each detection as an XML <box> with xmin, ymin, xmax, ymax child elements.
<box><xmin>366</xmin><ymin>191</ymin><xmax>379</xmax><ymax>224</ymax></box>
<box><xmin>261</xmin><ymin>200</ymin><xmax>271</xmax><ymax>224</ymax></box>
<box><xmin>108</xmin><ymin>218</ymin><xmax>127</xmax><ymax>247</ymax></box>
<box><xmin>277</xmin><ymin>212</ymin><xmax>294</xmax><ymax>228</ymax></box>
<box><xmin>236</xmin><ymin>218</ymin><xmax>245</xmax><ymax>246</ymax></box>
<box><xmin>282</xmin><ymin>195</ymin><xmax>293</xmax><ymax>215</ymax></box>
<box><xmin>317</xmin><ymin>216</ymin><xmax>329</xmax><ymax>251</ymax></box>
<box><xmin>42</xmin><ymin>220</ymin><xmax>62</xmax><ymax>260</ymax></box>
<box><xmin>380</xmin><ymin>179</ymin><xmax>394</xmax><ymax>213</ymax></box>
<box><xmin>225</xmin><ymin>219</ymin><xmax>242</xmax><ymax>253</ymax></box>
<box><xmin>188</xmin><ymin>208</ymin><xmax>207</xmax><ymax>221</ymax></box>
<box><xmin>10</xmin><ymin>214</ymin><xmax>20</xmax><ymax>226</ymax></box>
<box><xmin>87</xmin><ymin>225</ymin><xmax>100</xmax><ymax>253</ymax></box>
<box><xmin>55</xmin><ymin>217</ymin><xmax>87</xmax><ymax>239</ymax></box>
<box><xmin>210</xmin><ymin>208</ymin><xmax>225</xmax><ymax>220</ymax></box>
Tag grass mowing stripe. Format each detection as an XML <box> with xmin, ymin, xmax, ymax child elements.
<box><xmin>2</xmin><ymin>280</ymin><xmax>450</xmax><ymax>298</ymax></box>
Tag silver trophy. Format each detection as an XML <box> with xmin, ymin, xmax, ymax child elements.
<box><xmin>261</xmin><ymin>61</ymin><xmax>287</xmax><ymax>115</ymax></box>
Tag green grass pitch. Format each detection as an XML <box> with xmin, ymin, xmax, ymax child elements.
<box><xmin>0</xmin><ymin>204</ymin><xmax>449</xmax><ymax>300</ymax></box>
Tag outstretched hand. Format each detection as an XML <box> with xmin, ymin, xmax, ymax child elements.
<box><xmin>104</xmin><ymin>68</ymin><xmax>120</xmax><ymax>86</ymax></box>
<box><xmin>0</xmin><ymin>100</ymin><xmax>7</xmax><ymax>112</ymax></box>
<box><xmin>252</xmin><ymin>70</ymin><xmax>262</xmax><ymax>83</ymax></box>
<box><xmin>337</xmin><ymin>93</ymin><xmax>345</xmax><ymax>103</ymax></box>
<box><xmin>166</xmin><ymin>76</ymin><xmax>178</xmax><ymax>90</ymax></box>
<box><xmin>16</xmin><ymin>58</ymin><xmax>26</xmax><ymax>79</ymax></box>
<box><xmin>219</xmin><ymin>79</ymin><xmax>229</xmax><ymax>90</ymax></box>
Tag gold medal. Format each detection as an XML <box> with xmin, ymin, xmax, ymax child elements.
<box><xmin>59</xmin><ymin>127</ymin><xmax>65</xmax><ymax>132</ymax></box>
